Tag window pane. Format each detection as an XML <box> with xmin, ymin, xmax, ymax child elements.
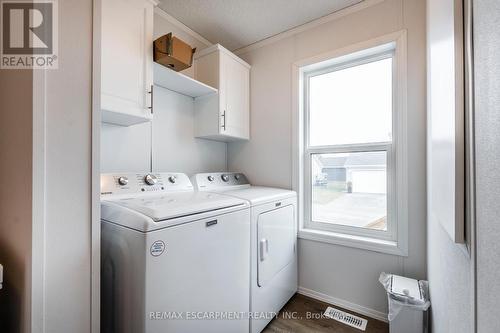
<box><xmin>311</xmin><ymin>151</ymin><xmax>387</xmax><ymax>231</ymax></box>
<box><xmin>309</xmin><ymin>57</ymin><xmax>393</xmax><ymax>146</ymax></box>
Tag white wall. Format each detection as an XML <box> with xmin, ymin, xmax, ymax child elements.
<box><xmin>427</xmin><ymin>217</ymin><xmax>472</xmax><ymax>332</ymax></box>
<box><xmin>228</xmin><ymin>0</ymin><xmax>427</xmax><ymax>316</ymax></box>
<box><xmin>424</xmin><ymin>1</ymin><xmax>500</xmax><ymax>332</ymax></box>
<box><xmin>425</xmin><ymin>0</ymin><xmax>474</xmax><ymax>332</ymax></box>
<box><xmin>152</xmin><ymin>86</ymin><xmax>227</xmax><ymax>174</ymax></box>
<box><xmin>101</xmin><ymin>10</ymin><xmax>227</xmax><ymax>174</ymax></box>
<box><xmin>101</xmin><ymin>122</ymin><xmax>152</xmax><ymax>172</ymax></box>
<box><xmin>474</xmin><ymin>0</ymin><xmax>500</xmax><ymax>331</ymax></box>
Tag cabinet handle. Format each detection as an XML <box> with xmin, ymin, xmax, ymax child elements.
<box><xmin>148</xmin><ymin>85</ymin><xmax>153</xmax><ymax>114</ymax></box>
<box><xmin>221</xmin><ymin>110</ymin><xmax>226</xmax><ymax>131</ymax></box>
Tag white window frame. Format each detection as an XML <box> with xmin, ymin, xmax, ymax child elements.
<box><xmin>292</xmin><ymin>31</ymin><xmax>408</xmax><ymax>256</ymax></box>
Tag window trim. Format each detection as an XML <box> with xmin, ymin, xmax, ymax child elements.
<box><xmin>304</xmin><ymin>52</ymin><xmax>396</xmax><ymax>242</ymax></box>
<box><xmin>291</xmin><ymin>30</ymin><xmax>408</xmax><ymax>256</ymax></box>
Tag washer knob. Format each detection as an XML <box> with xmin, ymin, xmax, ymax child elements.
<box><xmin>221</xmin><ymin>174</ymin><xmax>229</xmax><ymax>182</ymax></box>
<box><xmin>144</xmin><ymin>174</ymin><xmax>157</xmax><ymax>186</ymax></box>
<box><xmin>118</xmin><ymin>176</ymin><xmax>128</xmax><ymax>186</ymax></box>
<box><xmin>234</xmin><ymin>174</ymin><xmax>241</xmax><ymax>180</ymax></box>
<box><xmin>168</xmin><ymin>176</ymin><xmax>176</xmax><ymax>184</ymax></box>
<box><xmin>207</xmin><ymin>175</ymin><xmax>215</xmax><ymax>182</ymax></box>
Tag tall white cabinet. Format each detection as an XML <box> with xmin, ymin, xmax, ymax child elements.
<box><xmin>101</xmin><ymin>0</ymin><xmax>158</xmax><ymax>126</ymax></box>
<box><xmin>194</xmin><ymin>44</ymin><xmax>250</xmax><ymax>141</ymax></box>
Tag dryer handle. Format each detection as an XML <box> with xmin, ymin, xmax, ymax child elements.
<box><xmin>259</xmin><ymin>238</ymin><xmax>269</xmax><ymax>261</ymax></box>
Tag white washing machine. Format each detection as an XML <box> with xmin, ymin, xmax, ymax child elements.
<box><xmin>101</xmin><ymin>172</ymin><xmax>251</xmax><ymax>333</ymax></box>
<box><xmin>192</xmin><ymin>172</ymin><xmax>298</xmax><ymax>333</ymax></box>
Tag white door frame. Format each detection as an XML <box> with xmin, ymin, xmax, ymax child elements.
<box><xmin>91</xmin><ymin>0</ymin><xmax>102</xmax><ymax>331</ymax></box>
<box><xmin>31</xmin><ymin>0</ymin><xmax>101</xmax><ymax>331</ymax></box>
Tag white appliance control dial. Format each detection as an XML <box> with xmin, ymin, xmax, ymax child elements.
<box><xmin>168</xmin><ymin>176</ymin><xmax>176</xmax><ymax>184</ymax></box>
<box><xmin>144</xmin><ymin>174</ymin><xmax>158</xmax><ymax>185</ymax></box>
<box><xmin>117</xmin><ymin>176</ymin><xmax>129</xmax><ymax>186</ymax></box>
<box><xmin>207</xmin><ymin>175</ymin><xmax>214</xmax><ymax>181</ymax></box>
<box><xmin>221</xmin><ymin>174</ymin><xmax>230</xmax><ymax>182</ymax></box>
<box><xmin>234</xmin><ymin>174</ymin><xmax>241</xmax><ymax>180</ymax></box>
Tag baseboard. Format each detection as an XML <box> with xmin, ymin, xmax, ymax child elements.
<box><xmin>297</xmin><ymin>286</ymin><xmax>388</xmax><ymax>323</ymax></box>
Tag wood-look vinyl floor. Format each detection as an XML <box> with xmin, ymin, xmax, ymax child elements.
<box><xmin>262</xmin><ymin>294</ymin><xmax>389</xmax><ymax>333</ymax></box>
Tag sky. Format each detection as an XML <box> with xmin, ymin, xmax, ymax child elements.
<box><xmin>309</xmin><ymin>57</ymin><xmax>393</xmax><ymax>146</ymax></box>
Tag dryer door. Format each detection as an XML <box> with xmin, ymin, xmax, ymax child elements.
<box><xmin>257</xmin><ymin>204</ymin><xmax>295</xmax><ymax>287</ymax></box>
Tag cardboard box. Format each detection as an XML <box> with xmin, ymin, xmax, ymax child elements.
<box><xmin>154</xmin><ymin>33</ymin><xmax>196</xmax><ymax>72</ymax></box>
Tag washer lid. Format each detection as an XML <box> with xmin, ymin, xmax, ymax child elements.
<box><xmin>103</xmin><ymin>191</ymin><xmax>246</xmax><ymax>222</ymax></box>
<box><xmin>222</xmin><ymin>186</ymin><xmax>296</xmax><ymax>206</ymax></box>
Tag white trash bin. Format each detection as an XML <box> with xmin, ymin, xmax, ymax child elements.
<box><xmin>379</xmin><ymin>272</ymin><xmax>430</xmax><ymax>333</ymax></box>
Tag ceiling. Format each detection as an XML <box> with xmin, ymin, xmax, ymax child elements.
<box><xmin>157</xmin><ymin>0</ymin><xmax>364</xmax><ymax>51</ymax></box>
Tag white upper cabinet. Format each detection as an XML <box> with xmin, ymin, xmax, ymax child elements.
<box><xmin>194</xmin><ymin>44</ymin><xmax>250</xmax><ymax>141</ymax></box>
<box><xmin>101</xmin><ymin>0</ymin><xmax>157</xmax><ymax>126</ymax></box>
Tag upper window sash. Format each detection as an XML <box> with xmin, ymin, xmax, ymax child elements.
<box><xmin>303</xmin><ymin>50</ymin><xmax>395</xmax><ymax>82</ymax></box>
<box><xmin>304</xmin><ymin>51</ymin><xmax>396</xmax><ymax>149</ymax></box>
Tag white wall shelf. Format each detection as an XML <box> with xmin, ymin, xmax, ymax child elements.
<box><xmin>101</xmin><ymin>108</ymin><xmax>153</xmax><ymax>126</ymax></box>
<box><xmin>153</xmin><ymin>62</ymin><xmax>217</xmax><ymax>98</ymax></box>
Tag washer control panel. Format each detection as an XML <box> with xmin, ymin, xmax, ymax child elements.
<box><xmin>192</xmin><ymin>172</ymin><xmax>249</xmax><ymax>190</ymax></box>
<box><xmin>101</xmin><ymin>172</ymin><xmax>192</xmax><ymax>197</ymax></box>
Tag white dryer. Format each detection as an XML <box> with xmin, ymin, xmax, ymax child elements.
<box><xmin>101</xmin><ymin>172</ymin><xmax>251</xmax><ymax>333</ymax></box>
<box><xmin>192</xmin><ymin>172</ymin><xmax>298</xmax><ymax>333</ymax></box>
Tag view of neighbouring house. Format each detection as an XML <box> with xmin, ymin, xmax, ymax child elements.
<box><xmin>311</xmin><ymin>151</ymin><xmax>387</xmax><ymax>230</ymax></box>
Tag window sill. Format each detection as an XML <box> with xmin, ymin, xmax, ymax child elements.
<box><xmin>298</xmin><ymin>228</ymin><xmax>408</xmax><ymax>256</ymax></box>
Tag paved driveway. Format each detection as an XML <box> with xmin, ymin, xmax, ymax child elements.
<box><xmin>312</xmin><ymin>191</ymin><xmax>386</xmax><ymax>230</ymax></box>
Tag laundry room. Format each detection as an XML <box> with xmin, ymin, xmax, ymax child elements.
<box><xmin>1</xmin><ymin>0</ymin><xmax>499</xmax><ymax>333</ymax></box>
<box><xmin>94</xmin><ymin>0</ymin><xmax>453</xmax><ymax>331</ymax></box>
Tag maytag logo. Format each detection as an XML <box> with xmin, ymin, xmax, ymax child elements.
<box><xmin>1</xmin><ymin>0</ymin><xmax>58</xmax><ymax>69</ymax></box>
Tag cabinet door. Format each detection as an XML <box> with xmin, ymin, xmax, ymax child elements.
<box><xmin>101</xmin><ymin>0</ymin><xmax>153</xmax><ymax>120</ymax></box>
<box><xmin>222</xmin><ymin>54</ymin><xmax>249</xmax><ymax>139</ymax></box>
